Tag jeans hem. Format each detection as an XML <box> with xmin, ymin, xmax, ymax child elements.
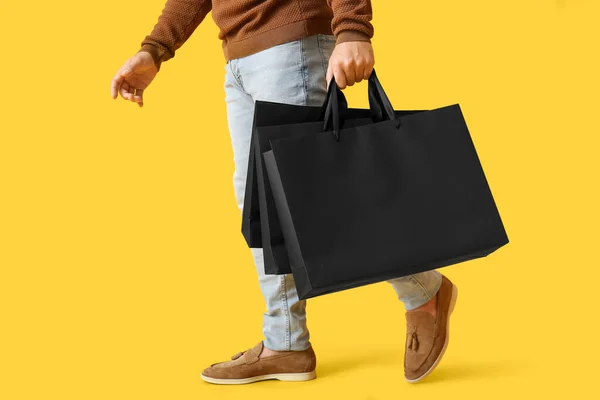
<box><xmin>403</xmin><ymin>271</ymin><xmax>443</xmax><ymax>311</ymax></box>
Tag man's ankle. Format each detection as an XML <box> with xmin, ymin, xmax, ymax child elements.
<box><xmin>259</xmin><ymin>345</ymin><xmax>288</xmax><ymax>359</ymax></box>
<box><xmin>409</xmin><ymin>291</ymin><xmax>438</xmax><ymax>317</ymax></box>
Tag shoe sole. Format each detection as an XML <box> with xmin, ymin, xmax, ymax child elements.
<box><xmin>405</xmin><ymin>282</ymin><xmax>459</xmax><ymax>383</ymax></box>
<box><xmin>200</xmin><ymin>370</ymin><xmax>316</xmax><ymax>385</ymax></box>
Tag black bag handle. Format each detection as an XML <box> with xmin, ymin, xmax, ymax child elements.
<box><xmin>318</xmin><ymin>78</ymin><xmax>348</xmax><ymax>123</ymax></box>
<box><xmin>367</xmin><ymin>69</ymin><xmax>397</xmax><ymax>125</ymax></box>
<box><xmin>322</xmin><ymin>76</ymin><xmax>345</xmax><ymax>140</ymax></box>
<box><xmin>323</xmin><ymin>68</ymin><xmax>398</xmax><ymax>141</ymax></box>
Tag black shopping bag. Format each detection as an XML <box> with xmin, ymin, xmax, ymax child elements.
<box><xmin>242</xmin><ymin>97</ymin><xmax>349</xmax><ymax>249</ymax></box>
<box><xmin>263</xmin><ymin>69</ymin><xmax>509</xmax><ymax>299</ymax></box>
<box><xmin>247</xmin><ymin>89</ymin><xmax>425</xmax><ymax>275</ymax></box>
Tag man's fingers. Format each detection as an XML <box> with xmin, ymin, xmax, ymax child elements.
<box><xmin>132</xmin><ymin>89</ymin><xmax>144</xmax><ymax>104</ymax></box>
<box><xmin>111</xmin><ymin>73</ymin><xmax>124</xmax><ymax>99</ymax></box>
<box><xmin>344</xmin><ymin>61</ymin><xmax>356</xmax><ymax>87</ymax></box>
<box><xmin>326</xmin><ymin>62</ymin><xmax>333</xmax><ymax>89</ymax></box>
<box><xmin>133</xmin><ymin>88</ymin><xmax>144</xmax><ymax>100</ymax></box>
<box><xmin>114</xmin><ymin>74</ymin><xmax>144</xmax><ymax>105</ymax></box>
<box><xmin>333</xmin><ymin>64</ymin><xmax>347</xmax><ymax>89</ymax></box>
<box><xmin>120</xmin><ymin>81</ymin><xmax>132</xmax><ymax>100</ymax></box>
<box><xmin>111</xmin><ymin>61</ymin><xmax>134</xmax><ymax>99</ymax></box>
<box><xmin>363</xmin><ymin>64</ymin><xmax>373</xmax><ymax>80</ymax></box>
<box><xmin>127</xmin><ymin>87</ymin><xmax>138</xmax><ymax>102</ymax></box>
<box><xmin>119</xmin><ymin>84</ymin><xmax>130</xmax><ymax>101</ymax></box>
<box><xmin>354</xmin><ymin>61</ymin><xmax>367</xmax><ymax>84</ymax></box>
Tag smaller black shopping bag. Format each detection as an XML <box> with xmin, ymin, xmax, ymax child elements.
<box><xmin>242</xmin><ymin>96</ymin><xmax>349</xmax><ymax>273</ymax></box>
<box><xmin>263</xmin><ymin>69</ymin><xmax>509</xmax><ymax>299</ymax></box>
<box><xmin>241</xmin><ymin>98</ymin><xmax>345</xmax><ymax>249</ymax></box>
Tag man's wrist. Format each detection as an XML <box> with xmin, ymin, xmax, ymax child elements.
<box><xmin>137</xmin><ymin>44</ymin><xmax>164</xmax><ymax>71</ymax></box>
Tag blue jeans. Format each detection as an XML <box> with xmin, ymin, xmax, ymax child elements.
<box><xmin>224</xmin><ymin>34</ymin><xmax>443</xmax><ymax>351</ymax></box>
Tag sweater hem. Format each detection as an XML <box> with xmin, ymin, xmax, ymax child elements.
<box><xmin>222</xmin><ymin>18</ymin><xmax>334</xmax><ymax>61</ymax></box>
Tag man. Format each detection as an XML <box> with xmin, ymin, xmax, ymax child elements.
<box><xmin>110</xmin><ymin>0</ymin><xmax>458</xmax><ymax>385</ymax></box>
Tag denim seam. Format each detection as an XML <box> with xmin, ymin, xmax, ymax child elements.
<box><xmin>280</xmin><ymin>275</ymin><xmax>291</xmax><ymax>350</ymax></box>
<box><xmin>299</xmin><ymin>38</ymin><xmax>308</xmax><ymax>106</ymax></box>
<box><xmin>228</xmin><ymin>59</ymin><xmax>245</xmax><ymax>91</ymax></box>
<box><xmin>317</xmin><ymin>36</ymin><xmax>328</xmax><ymax>80</ymax></box>
<box><xmin>409</xmin><ymin>275</ymin><xmax>434</xmax><ymax>301</ymax></box>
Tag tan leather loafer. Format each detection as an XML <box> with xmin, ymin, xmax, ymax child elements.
<box><xmin>200</xmin><ymin>341</ymin><xmax>317</xmax><ymax>385</ymax></box>
<box><xmin>404</xmin><ymin>274</ymin><xmax>458</xmax><ymax>383</ymax></box>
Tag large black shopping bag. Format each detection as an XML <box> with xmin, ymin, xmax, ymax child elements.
<box><xmin>246</xmin><ymin>88</ymin><xmax>426</xmax><ymax>275</ymax></box>
<box><xmin>263</xmin><ymin>69</ymin><xmax>509</xmax><ymax>299</ymax></box>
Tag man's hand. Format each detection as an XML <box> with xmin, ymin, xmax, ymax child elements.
<box><xmin>326</xmin><ymin>41</ymin><xmax>375</xmax><ymax>90</ymax></box>
<box><xmin>110</xmin><ymin>51</ymin><xmax>158</xmax><ymax>107</ymax></box>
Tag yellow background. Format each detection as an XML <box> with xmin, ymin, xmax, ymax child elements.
<box><xmin>1</xmin><ymin>1</ymin><xmax>599</xmax><ymax>399</ymax></box>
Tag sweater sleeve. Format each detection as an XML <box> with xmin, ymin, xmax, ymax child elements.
<box><xmin>326</xmin><ymin>0</ymin><xmax>374</xmax><ymax>45</ymax></box>
<box><xmin>137</xmin><ymin>0</ymin><xmax>212</xmax><ymax>71</ymax></box>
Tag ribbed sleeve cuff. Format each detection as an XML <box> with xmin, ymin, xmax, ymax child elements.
<box><xmin>335</xmin><ymin>30</ymin><xmax>372</xmax><ymax>45</ymax></box>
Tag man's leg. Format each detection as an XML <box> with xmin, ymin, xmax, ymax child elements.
<box><xmin>224</xmin><ymin>59</ymin><xmax>308</xmax><ymax>353</ymax></box>
<box><xmin>200</xmin><ymin>38</ymin><xmax>326</xmax><ymax>385</ymax></box>
<box><xmin>224</xmin><ymin>36</ymin><xmax>328</xmax><ymax>353</ymax></box>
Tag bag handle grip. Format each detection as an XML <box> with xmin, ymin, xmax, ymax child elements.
<box><xmin>322</xmin><ymin>68</ymin><xmax>398</xmax><ymax>141</ymax></box>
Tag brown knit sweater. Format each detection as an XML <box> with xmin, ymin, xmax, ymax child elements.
<box><xmin>137</xmin><ymin>0</ymin><xmax>374</xmax><ymax>71</ymax></box>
